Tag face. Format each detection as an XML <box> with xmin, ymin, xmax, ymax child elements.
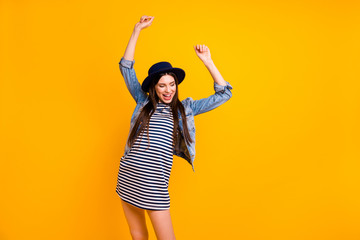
<box><xmin>155</xmin><ymin>74</ymin><xmax>177</xmax><ymax>104</ymax></box>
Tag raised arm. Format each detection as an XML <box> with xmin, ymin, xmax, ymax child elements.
<box><xmin>194</xmin><ymin>44</ymin><xmax>227</xmax><ymax>87</ymax></box>
<box><xmin>188</xmin><ymin>44</ymin><xmax>233</xmax><ymax>116</ymax></box>
<box><xmin>119</xmin><ymin>16</ymin><xmax>154</xmax><ymax>103</ymax></box>
<box><xmin>123</xmin><ymin>16</ymin><xmax>154</xmax><ymax>61</ymax></box>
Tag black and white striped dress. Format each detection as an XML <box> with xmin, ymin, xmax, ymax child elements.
<box><xmin>116</xmin><ymin>103</ymin><xmax>174</xmax><ymax>210</ymax></box>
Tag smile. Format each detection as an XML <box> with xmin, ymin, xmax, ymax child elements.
<box><xmin>163</xmin><ymin>94</ymin><xmax>172</xmax><ymax>100</ymax></box>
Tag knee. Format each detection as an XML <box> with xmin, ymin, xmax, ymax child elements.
<box><xmin>130</xmin><ymin>229</ymin><xmax>148</xmax><ymax>240</ymax></box>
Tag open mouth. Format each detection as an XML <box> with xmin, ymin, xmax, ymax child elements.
<box><xmin>163</xmin><ymin>94</ymin><xmax>172</xmax><ymax>100</ymax></box>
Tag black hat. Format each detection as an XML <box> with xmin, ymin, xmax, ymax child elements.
<box><xmin>141</xmin><ymin>61</ymin><xmax>185</xmax><ymax>92</ymax></box>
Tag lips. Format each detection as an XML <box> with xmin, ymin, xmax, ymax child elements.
<box><xmin>163</xmin><ymin>94</ymin><xmax>172</xmax><ymax>101</ymax></box>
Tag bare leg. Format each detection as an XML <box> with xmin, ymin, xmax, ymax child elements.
<box><xmin>147</xmin><ymin>209</ymin><xmax>176</xmax><ymax>240</ymax></box>
<box><xmin>121</xmin><ymin>200</ymin><xmax>149</xmax><ymax>240</ymax></box>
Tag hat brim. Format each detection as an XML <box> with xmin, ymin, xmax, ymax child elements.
<box><xmin>141</xmin><ymin>68</ymin><xmax>185</xmax><ymax>92</ymax></box>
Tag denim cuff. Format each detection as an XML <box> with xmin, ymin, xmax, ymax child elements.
<box><xmin>214</xmin><ymin>81</ymin><xmax>233</xmax><ymax>93</ymax></box>
<box><xmin>119</xmin><ymin>57</ymin><xmax>135</xmax><ymax>69</ymax></box>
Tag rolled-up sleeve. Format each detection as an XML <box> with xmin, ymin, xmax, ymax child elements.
<box><xmin>214</xmin><ymin>81</ymin><xmax>233</xmax><ymax>94</ymax></box>
<box><xmin>120</xmin><ymin>57</ymin><xmax>135</xmax><ymax>69</ymax></box>
<box><xmin>190</xmin><ymin>81</ymin><xmax>233</xmax><ymax>116</ymax></box>
<box><xmin>119</xmin><ymin>58</ymin><xmax>147</xmax><ymax>104</ymax></box>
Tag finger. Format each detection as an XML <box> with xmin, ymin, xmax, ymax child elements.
<box><xmin>141</xmin><ymin>15</ymin><xmax>151</xmax><ymax>23</ymax></box>
<box><xmin>201</xmin><ymin>44</ymin><xmax>204</xmax><ymax>52</ymax></box>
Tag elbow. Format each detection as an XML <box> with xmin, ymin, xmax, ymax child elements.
<box><xmin>216</xmin><ymin>81</ymin><xmax>233</xmax><ymax>101</ymax></box>
<box><xmin>215</xmin><ymin>89</ymin><xmax>232</xmax><ymax>103</ymax></box>
<box><xmin>224</xmin><ymin>89</ymin><xmax>232</xmax><ymax>101</ymax></box>
<box><xmin>227</xmin><ymin>90</ymin><xmax>232</xmax><ymax>99</ymax></box>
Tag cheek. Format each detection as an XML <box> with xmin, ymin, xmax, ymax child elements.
<box><xmin>155</xmin><ymin>87</ymin><xmax>162</xmax><ymax>95</ymax></box>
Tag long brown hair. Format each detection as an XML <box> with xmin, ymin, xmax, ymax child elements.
<box><xmin>127</xmin><ymin>72</ymin><xmax>193</xmax><ymax>149</ymax></box>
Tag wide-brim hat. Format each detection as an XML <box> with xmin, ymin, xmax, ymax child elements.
<box><xmin>141</xmin><ymin>61</ymin><xmax>185</xmax><ymax>92</ymax></box>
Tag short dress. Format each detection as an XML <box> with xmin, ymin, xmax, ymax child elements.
<box><xmin>116</xmin><ymin>103</ymin><xmax>174</xmax><ymax>210</ymax></box>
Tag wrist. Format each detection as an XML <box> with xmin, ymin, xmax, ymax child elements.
<box><xmin>203</xmin><ymin>59</ymin><xmax>214</xmax><ymax>68</ymax></box>
<box><xmin>133</xmin><ymin>26</ymin><xmax>141</xmax><ymax>35</ymax></box>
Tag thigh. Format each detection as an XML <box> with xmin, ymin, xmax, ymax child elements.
<box><xmin>121</xmin><ymin>200</ymin><xmax>148</xmax><ymax>239</ymax></box>
<box><xmin>147</xmin><ymin>209</ymin><xmax>176</xmax><ymax>240</ymax></box>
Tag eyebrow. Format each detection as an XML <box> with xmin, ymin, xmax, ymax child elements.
<box><xmin>159</xmin><ymin>81</ymin><xmax>175</xmax><ymax>85</ymax></box>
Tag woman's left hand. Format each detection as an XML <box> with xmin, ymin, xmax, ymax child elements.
<box><xmin>194</xmin><ymin>44</ymin><xmax>212</xmax><ymax>64</ymax></box>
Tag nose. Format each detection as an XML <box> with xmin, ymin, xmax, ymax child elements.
<box><xmin>165</xmin><ymin>86</ymin><xmax>171</xmax><ymax>93</ymax></box>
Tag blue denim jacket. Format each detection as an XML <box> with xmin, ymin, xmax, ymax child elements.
<box><xmin>119</xmin><ymin>57</ymin><xmax>233</xmax><ymax>172</ymax></box>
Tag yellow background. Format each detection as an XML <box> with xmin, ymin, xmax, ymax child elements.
<box><xmin>1</xmin><ymin>0</ymin><xmax>359</xmax><ymax>239</ymax></box>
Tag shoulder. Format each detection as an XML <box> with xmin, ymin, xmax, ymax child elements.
<box><xmin>181</xmin><ymin>97</ymin><xmax>195</xmax><ymax>114</ymax></box>
<box><xmin>181</xmin><ymin>97</ymin><xmax>193</xmax><ymax>105</ymax></box>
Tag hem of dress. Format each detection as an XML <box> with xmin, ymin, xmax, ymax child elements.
<box><xmin>116</xmin><ymin>189</ymin><xmax>170</xmax><ymax>211</ymax></box>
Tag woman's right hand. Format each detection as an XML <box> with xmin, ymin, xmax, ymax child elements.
<box><xmin>122</xmin><ymin>16</ymin><xmax>154</xmax><ymax>62</ymax></box>
<box><xmin>135</xmin><ymin>16</ymin><xmax>154</xmax><ymax>31</ymax></box>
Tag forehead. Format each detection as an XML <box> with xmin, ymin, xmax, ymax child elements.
<box><xmin>157</xmin><ymin>74</ymin><xmax>175</xmax><ymax>84</ymax></box>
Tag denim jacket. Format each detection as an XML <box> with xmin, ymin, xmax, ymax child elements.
<box><xmin>119</xmin><ymin>57</ymin><xmax>233</xmax><ymax>172</ymax></box>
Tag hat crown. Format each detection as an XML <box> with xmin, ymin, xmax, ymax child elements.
<box><xmin>142</xmin><ymin>61</ymin><xmax>185</xmax><ymax>92</ymax></box>
<box><xmin>148</xmin><ymin>62</ymin><xmax>173</xmax><ymax>75</ymax></box>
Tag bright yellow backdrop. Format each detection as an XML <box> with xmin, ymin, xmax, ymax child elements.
<box><xmin>1</xmin><ymin>0</ymin><xmax>359</xmax><ymax>239</ymax></box>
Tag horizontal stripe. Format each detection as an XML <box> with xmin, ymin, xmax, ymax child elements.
<box><xmin>116</xmin><ymin>104</ymin><xmax>175</xmax><ymax>210</ymax></box>
<box><xmin>119</xmin><ymin>197</ymin><xmax>170</xmax><ymax>211</ymax></box>
<box><xmin>118</xmin><ymin>190</ymin><xmax>170</xmax><ymax>205</ymax></box>
<box><xmin>118</xmin><ymin>193</ymin><xmax>170</xmax><ymax>210</ymax></box>
<box><xmin>118</xmin><ymin>186</ymin><xmax>169</xmax><ymax>201</ymax></box>
<box><xmin>119</xmin><ymin>162</ymin><xmax>170</xmax><ymax>178</ymax></box>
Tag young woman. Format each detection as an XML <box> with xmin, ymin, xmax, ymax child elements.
<box><xmin>116</xmin><ymin>16</ymin><xmax>233</xmax><ymax>240</ymax></box>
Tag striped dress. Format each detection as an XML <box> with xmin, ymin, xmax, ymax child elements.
<box><xmin>116</xmin><ymin>103</ymin><xmax>174</xmax><ymax>210</ymax></box>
